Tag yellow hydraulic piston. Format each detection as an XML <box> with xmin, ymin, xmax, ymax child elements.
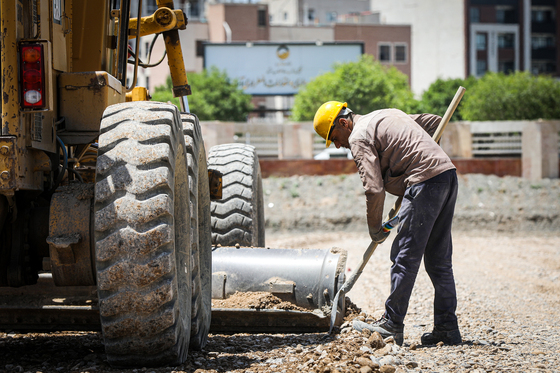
<box><xmin>156</xmin><ymin>0</ymin><xmax>191</xmax><ymax>100</ymax></box>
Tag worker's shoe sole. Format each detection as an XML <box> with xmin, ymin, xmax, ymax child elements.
<box><xmin>353</xmin><ymin>319</ymin><xmax>404</xmax><ymax>346</ymax></box>
<box><xmin>421</xmin><ymin>328</ymin><xmax>462</xmax><ymax>345</ymax></box>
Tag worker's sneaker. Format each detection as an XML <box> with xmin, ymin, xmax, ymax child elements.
<box><xmin>421</xmin><ymin>323</ymin><xmax>462</xmax><ymax>345</ymax></box>
<box><xmin>353</xmin><ymin>316</ymin><xmax>404</xmax><ymax>346</ymax></box>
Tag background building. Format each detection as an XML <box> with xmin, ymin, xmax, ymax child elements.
<box><xmin>466</xmin><ymin>0</ymin><xmax>559</xmax><ymax>77</ymax></box>
<box><xmin>137</xmin><ymin>1</ymin><xmax>411</xmax><ymax>122</ymax></box>
<box><xmin>129</xmin><ymin>0</ymin><xmax>560</xmax><ymax>121</ymax></box>
<box><xmin>370</xmin><ymin>0</ymin><xmax>466</xmax><ymax>95</ymax></box>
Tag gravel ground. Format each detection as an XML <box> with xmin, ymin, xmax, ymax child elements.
<box><xmin>1</xmin><ymin>173</ymin><xmax>559</xmax><ymax>373</ymax></box>
<box><xmin>262</xmin><ymin>173</ymin><xmax>560</xmax><ymax>233</ymax></box>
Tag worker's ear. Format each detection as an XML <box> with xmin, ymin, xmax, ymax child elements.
<box><xmin>339</xmin><ymin>117</ymin><xmax>349</xmax><ymax>129</ymax></box>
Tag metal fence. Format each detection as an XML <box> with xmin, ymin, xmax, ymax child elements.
<box><xmin>470</xmin><ymin>122</ymin><xmax>524</xmax><ymax>157</ymax></box>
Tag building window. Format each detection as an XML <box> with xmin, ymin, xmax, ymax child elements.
<box><xmin>326</xmin><ymin>11</ymin><xmax>337</xmax><ymax>23</ymax></box>
<box><xmin>284</xmin><ymin>12</ymin><xmax>288</xmax><ymax>20</ymax></box>
<box><xmin>532</xmin><ymin>34</ymin><xmax>555</xmax><ymax>49</ymax></box>
<box><xmin>498</xmin><ymin>61</ymin><xmax>514</xmax><ymax>74</ymax></box>
<box><xmin>532</xmin><ymin>7</ymin><xmax>555</xmax><ymax>23</ymax></box>
<box><xmin>189</xmin><ymin>0</ymin><xmax>200</xmax><ymax>18</ymax></box>
<box><xmin>308</xmin><ymin>8</ymin><xmax>315</xmax><ymax>21</ymax></box>
<box><xmin>196</xmin><ymin>40</ymin><xmax>204</xmax><ymax>57</ymax></box>
<box><xmin>470</xmin><ymin>7</ymin><xmax>480</xmax><ymax>23</ymax></box>
<box><xmin>498</xmin><ymin>33</ymin><xmax>515</xmax><ymax>49</ymax></box>
<box><xmin>496</xmin><ymin>6</ymin><xmax>516</xmax><ymax>24</ymax></box>
<box><xmin>395</xmin><ymin>44</ymin><xmax>407</xmax><ymax>63</ymax></box>
<box><xmin>476</xmin><ymin>60</ymin><xmax>487</xmax><ymax>76</ymax></box>
<box><xmin>258</xmin><ymin>9</ymin><xmax>267</xmax><ymax>26</ymax></box>
<box><xmin>532</xmin><ymin>60</ymin><xmax>556</xmax><ymax>74</ymax></box>
<box><xmin>145</xmin><ymin>77</ymin><xmax>150</xmax><ymax>91</ymax></box>
<box><xmin>476</xmin><ymin>33</ymin><xmax>487</xmax><ymax>51</ymax></box>
<box><xmin>378</xmin><ymin>44</ymin><xmax>391</xmax><ymax>62</ymax></box>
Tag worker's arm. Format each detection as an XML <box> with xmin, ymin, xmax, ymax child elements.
<box><xmin>409</xmin><ymin>114</ymin><xmax>442</xmax><ymax>139</ymax></box>
<box><xmin>350</xmin><ymin>139</ymin><xmax>386</xmax><ymax>238</ymax></box>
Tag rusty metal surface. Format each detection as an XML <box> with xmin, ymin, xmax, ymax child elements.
<box><xmin>1</xmin><ymin>0</ymin><xmax>19</xmax><ymax>137</ymax></box>
<box><xmin>58</xmin><ymin>72</ymin><xmax>124</xmax><ymax>144</ymax></box>
<box><xmin>0</xmin><ymin>306</ymin><xmax>334</xmax><ymax>334</ymax></box>
<box><xmin>208</xmin><ymin>169</ymin><xmax>223</xmax><ymax>200</ymax></box>
<box><xmin>0</xmin><ymin>137</ymin><xmax>16</xmax><ymax>190</ymax></box>
<box><xmin>47</xmin><ymin>183</ymin><xmax>95</xmax><ymax>286</ymax></box>
<box><xmin>0</xmin><ymin>306</ymin><xmax>101</xmax><ymax>332</ymax></box>
<box><xmin>210</xmin><ymin>308</ymin><xmax>330</xmax><ymax>333</ymax></box>
<box><xmin>0</xmin><ymin>274</ymin><xmax>100</xmax><ymax>331</ymax></box>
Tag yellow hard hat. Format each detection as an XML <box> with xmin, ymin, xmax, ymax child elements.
<box><xmin>313</xmin><ymin>101</ymin><xmax>347</xmax><ymax>148</ymax></box>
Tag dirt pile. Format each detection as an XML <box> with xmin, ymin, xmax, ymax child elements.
<box><xmin>212</xmin><ymin>291</ymin><xmax>307</xmax><ymax>311</ymax></box>
<box><xmin>263</xmin><ymin>173</ymin><xmax>560</xmax><ymax>233</ymax></box>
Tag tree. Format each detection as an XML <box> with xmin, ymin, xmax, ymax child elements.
<box><xmin>151</xmin><ymin>67</ymin><xmax>253</xmax><ymax>121</ymax></box>
<box><xmin>460</xmin><ymin>71</ymin><xmax>560</xmax><ymax>121</ymax></box>
<box><xmin>417</xmin><ymin>76</ymin><xmax>477</xmax><ymax>121</ymax></box>
<box><xmin>291</xmin><ymin>55</ymin><xmax>418</xmax><ymax>121</ymax></box>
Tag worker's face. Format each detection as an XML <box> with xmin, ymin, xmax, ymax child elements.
<box><xmin>329</xmin><ymin>118</ymin><xmax>352</xmax><ymax>149</ymax></box>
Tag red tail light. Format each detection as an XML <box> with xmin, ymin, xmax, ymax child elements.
<box><xmin>20</xmin><ymin>44</ymin><xmax>45</xmax><ymax>109</ymax></box>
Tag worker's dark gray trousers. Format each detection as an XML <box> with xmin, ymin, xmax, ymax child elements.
<box><xmin>385</xmin><ymin>169</ymin><xmax>458</xmax><ymax>328</ymax></box>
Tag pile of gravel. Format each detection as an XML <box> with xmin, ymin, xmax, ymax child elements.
<box><xmin>262</xmin><ymin>173</ymin><xmax>560</xmax><ymax>233</ymax></box>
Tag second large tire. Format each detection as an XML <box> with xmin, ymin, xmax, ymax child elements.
<box><xmin>94</xmin><ymin>102</ymin><xmax>192</xmax><ymax>366</ymax></box>
<box><xmin>181</xmin><ymin>113</ymin><xmax>212</xmax><ymax>350</ymax></box>
<box><xmin>207</xmin><ymin>144</ymin><xmax>265</xmax><ymax>247</ymax></box>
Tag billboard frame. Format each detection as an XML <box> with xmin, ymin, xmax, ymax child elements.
<box><xmin>202</xmin><ymin>41</ymin><xmax>365</xmax><ymax>96</ymax></box>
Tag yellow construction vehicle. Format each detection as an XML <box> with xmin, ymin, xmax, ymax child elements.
<box><xmin>0</xmin><ymin>0</ymin><xmax>347</xmax><ymax>367</ymax></box>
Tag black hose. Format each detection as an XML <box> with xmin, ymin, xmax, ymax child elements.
<box><xmin>127</xmin><ymin>34</ymin><xmax>167</xmax><ymax>68</ymax></box>
<box><xmin>53</xmin><ymin>136</ymin><xmax>68</xmax><ymax>191</ymax></box>
<box><xmin>68</xmin><ymin>168</ymin><xmax>84</xmax><ymax>183</ymax></box>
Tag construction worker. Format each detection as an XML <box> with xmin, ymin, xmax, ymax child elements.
<box><xmin>313</xmin><ymin>101</ymin><xmax>462</xmax><ymax>346</ymax></box>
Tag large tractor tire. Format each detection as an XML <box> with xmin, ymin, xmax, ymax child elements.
<box><xmin>94</xmin><ymin>102</ymin><xmax>192</xmax><ymax>367</ymax></box>
<box><xmin>207</xmin><ymin>144</ymin><xmax>265</xmax><ymax>247</ymax></box>
<box><xmin>181</xmin><ymin>113</ymin><xmax>212</xmax><ymax>350</ymax></box>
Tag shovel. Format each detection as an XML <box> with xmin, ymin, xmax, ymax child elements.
<box><xmin>328</xmin><ymin>86</ymin><xmax>467</xmax><ymax>333</ymax></box>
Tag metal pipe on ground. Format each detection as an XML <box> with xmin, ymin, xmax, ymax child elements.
<box><xmin>211</xmin><ymin>246</ymin><xmax>348</xmax><ymax>327</ymax></box>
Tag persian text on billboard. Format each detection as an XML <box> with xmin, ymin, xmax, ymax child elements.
<box><xmin>204</xmin><ymin>43</ymin><xmax>363</xmax><ymax>95</ymax></box>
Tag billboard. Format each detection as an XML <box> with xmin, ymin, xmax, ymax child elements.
<box><xmin>204</xmin><ymin>42</ymin><xmax>364</xmax><ymax>95</ymax></box>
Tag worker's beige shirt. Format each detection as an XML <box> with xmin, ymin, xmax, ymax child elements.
<box><xmin>349</xmin><ymin>108</ymin><xmax>456</xmax><ymax>231</ymax></box>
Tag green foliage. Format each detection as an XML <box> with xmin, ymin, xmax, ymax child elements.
<box><xmin>460</xmin><ymin>71</ymin><xmax>560</xmax><ymax>121</ymax></box>
<box><xmin>151</xmin><ymin>67</ymin><xmax>253</xmax><ymax>121</ymax></box>
<box><xmin>291</xmin><ymin>55</ymin><xmax>418</xmax><ymax>121</ymax></box>
<box><xmin>418</xmin><ymin>76</ymin><xmax>477</xmax><ymax>120</ymax></box>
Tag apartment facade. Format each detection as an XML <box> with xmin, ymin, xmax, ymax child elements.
<box><xmin>466</xmin><ymin>0</ymin><xmax>559</xmax><ymax>77</ymax></box>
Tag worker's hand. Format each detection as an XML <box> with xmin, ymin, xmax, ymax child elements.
<box><xmin>369</xmin><ymin>227</ymin><xmax>390</xmax><ymax>244</ymax></box>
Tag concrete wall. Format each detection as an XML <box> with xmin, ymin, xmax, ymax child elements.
<box><xmin>201</xmin><ymin>120</ymin><xmax>560</xmax><ymax>180</ymax></box>
<box><xmin>370</xmin><ymin>0</ymin><xmax>466</xmax><ymax>95</ymax></box>
<box><xmin>522</xmin><ymin>121</ymin><xmax>560</xmax><ymax>180</ymax></box>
